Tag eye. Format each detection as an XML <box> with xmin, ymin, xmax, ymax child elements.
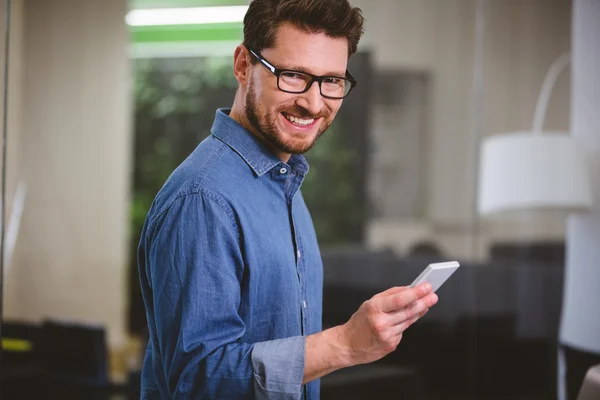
<box><xmin>282</xmin><ymin>72</ymin><xmax>306</xmax><ymax>81</ymax></box>
<box><xmin>323</xmin><ymin>77</ymin><xmax>343</xmax><ymax>86</ymax></box>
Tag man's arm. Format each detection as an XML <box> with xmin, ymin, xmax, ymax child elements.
<box><xmin>145</xmin><ymin>191</ymin><xmax>437</xmax><ymax>397</ymax></box>
<box><xmin>145</xmin><ymin>191</ymin><xmax>305</xmax><ymax>399</ymax></box>
<box><xmin>302</xmin><ymin>284</ymin><xmax>438</xmax><ymax>384</ymax></box>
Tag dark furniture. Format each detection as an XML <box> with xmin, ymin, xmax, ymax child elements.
<box><xmin>321</xmin><ymin>245</ymin><xmax>565</xmax><ymax>400</ymax></box>
<box><xmin>1</xmin><ymin>319</ymin><xmax>127</xmax><ymax>400</ymax></box>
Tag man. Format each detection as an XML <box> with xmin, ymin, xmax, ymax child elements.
<box><xmin>138</xmin><ymin>0</ymin><xmax>438</xmax><ymax>398</ymax></box>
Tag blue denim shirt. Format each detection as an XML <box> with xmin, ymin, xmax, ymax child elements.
<box><xmin>138</xmin><ymin>108</ymin><xmax>323</xmax><ymax>399</ymax></box>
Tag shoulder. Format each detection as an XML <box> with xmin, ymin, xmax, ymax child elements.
<box><xmin>144</xmin><ymin>135</ymin><xmax>253</xmax><ymax>228</ymax></box>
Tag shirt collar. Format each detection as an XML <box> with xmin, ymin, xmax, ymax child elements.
<box><xmin>211</xmin><ymin>108</ymin><xmax>309</xmax><ymax>177</ymax></box>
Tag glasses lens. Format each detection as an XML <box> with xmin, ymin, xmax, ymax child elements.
<box><xmin>278</xmin><ymin>71</ymin><xmax>354</xmax><ymax>98</ymax></box>
<box><xmin>320</xmin><ymin>77</ymin><xmax>353</xmax><ymax>98</ymax></box>
<box><xmin>279</xmin><ymin>72</ymin><xmax>312</xmax><ymax>93</ymax></box>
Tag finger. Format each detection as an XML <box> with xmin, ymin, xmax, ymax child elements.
<box><xmin>389</xmin><ymin>313</ymin><xmax>421</xmax><ymax>337</ymax></box>
<box><xmin>373</xmin><ymin>286</ymin><xmax>409</xmax><ymax>299</ymax></box>
<box><xmin>389</xmin><ymin>302</ymin><xmax>427</xmax><ymax>324</ymax></box>
<box><xmin>387</xmin><ymin>294</ymin><xmax>436</xmax><ymax>325</ymax></box>
<box><xmin>404</xmin><ymin>307</ymin><xmax>429</xmax><ymax>324</ymax></box>
<box><xmin>424</xmin><ymin>293</ymin><xmax>438</xmax><ymax>308</ymax></box>
<box><xmin>378</xmin><ymin>283</ymin><xmax>432</xmax><ymax>313</ymax></box>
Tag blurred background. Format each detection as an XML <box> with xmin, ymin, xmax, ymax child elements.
<box><xmin>1</xmin><ymin>0</ymin><xmax>599</xmax><ymax>399</ymax></box>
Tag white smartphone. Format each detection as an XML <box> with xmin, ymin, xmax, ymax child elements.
<box><xmin>410</xmin><ymin>261</ymin><xmax>460</xmax><ymax>292</ymax></box>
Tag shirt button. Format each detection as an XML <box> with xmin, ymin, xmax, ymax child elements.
<box><xmin>297</xmin><ymin>250</ymin><xmax>301</xmax><ymax>258</ymax></box>
<box><xmin>279</xmin><ymin>167</ymin><xmax>287</xmax><ymax>174</ymax></box>
<box><xmin>303</xmin><ymin>300</ymin><xmax>307</xmax><ymax>309</ymax></box>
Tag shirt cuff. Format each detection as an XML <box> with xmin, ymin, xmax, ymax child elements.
<box><xmin>252</xmin><ymin>336</ymin><xmax>306</xmax><ymax>399</ymax></box>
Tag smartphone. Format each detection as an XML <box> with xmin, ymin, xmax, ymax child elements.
<box><xmin>410</xmin><ymin>261</ymin><xmax>460</xmax><ymax>292</ymax></box>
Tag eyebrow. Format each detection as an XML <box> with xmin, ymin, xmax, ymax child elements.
<box><xmin>283</xmin><ymin>64</ymin><xmax>347</xmax><ymax>78</ymax></box>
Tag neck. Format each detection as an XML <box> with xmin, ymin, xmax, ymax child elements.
<box><xmin>229</xmin><ymin>97</ymin><xmax>291</xmax><ymax>164</ymax></box>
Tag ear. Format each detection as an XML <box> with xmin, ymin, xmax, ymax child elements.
<box><xmin>233</xmin><ymin>45</ymin><xmax>252</xmax><ymax>86</ymax></box>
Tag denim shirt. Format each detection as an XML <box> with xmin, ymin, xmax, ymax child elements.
<box><xmin>138</xmin><ymin>108</ymin><xmax>323</xmax><ymax>399</ymax></box>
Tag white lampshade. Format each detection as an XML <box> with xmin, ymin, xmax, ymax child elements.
<box><xmin>477</xmin><ymin>131</ymin><xmax>593</xmax><ymax>215</ymax></box>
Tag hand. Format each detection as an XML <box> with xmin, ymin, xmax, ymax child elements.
<box><xmin>338</xmin><ymin>283</ymin><xmax>438</xmax><ymax>366</ymax></box>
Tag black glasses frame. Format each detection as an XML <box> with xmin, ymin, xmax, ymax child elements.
<box><xmin>248</xmin><ymin>48</ymin><xmax>357</xmax><ymax>99</ymax></box>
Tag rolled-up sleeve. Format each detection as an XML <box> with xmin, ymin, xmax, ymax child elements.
<box><xmin>144</xmin><ymin>190</ymin><xmax>305</xmax><ymax>399</ymax></box>
<box><xmin>253</xmin><ymin>336</ymin><xmax>306</xmax><ymax>399</ymax></box>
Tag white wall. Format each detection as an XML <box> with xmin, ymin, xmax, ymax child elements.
<box><xmin>4</xmin><ymin>0</ymin><xmax>132</xmax><ymax>349</ymax></box>
<box><xmin>355</xmin><ymin>0</ymin><xmax>572</xmax><ymax>259</ymax></box>
<box><xmin>0</xmin><ymin>0</ymin><xmax>25</xmax><ymax>311</ymax></box>
<box><xmin>0</xmin><ymin>0</ymin><xmax>24</xmax><ymax>263</ymax></box>
<box><xmin>560</xmin><ymin>0</ymin><xmax>600</xmax><ymax>355</ymax></box>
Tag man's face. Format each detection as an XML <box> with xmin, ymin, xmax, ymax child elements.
<box><xmin>244</xmin><ymin>23</ymin><xmax>349</xmax><ymax>155</ymax></box>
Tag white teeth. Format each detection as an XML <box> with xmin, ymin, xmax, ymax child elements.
<box><xmin>284</xmin><ymin>114</ymin><xmax>314</xmax><ymax>126</ymax></box>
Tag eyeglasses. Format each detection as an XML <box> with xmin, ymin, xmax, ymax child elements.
<box><xmin>248</xmin><ymin>48</ymin><xmax>357</xmax><ymax>99</ymax></box>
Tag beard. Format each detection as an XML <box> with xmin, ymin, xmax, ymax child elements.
<box><xmin>244</xmin><ymin>80</ymin><xmax>332</xmax><ymax>155</ymax></box>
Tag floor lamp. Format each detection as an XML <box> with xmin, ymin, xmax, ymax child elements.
<box><xmin>477</xmin><ymin>53</ymin><xmax>592</xmax><ymax>217</ymax></box>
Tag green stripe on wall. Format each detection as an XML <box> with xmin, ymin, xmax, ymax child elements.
<box><xmin>130</xmin><ymin>0</ymin><xmax>247</xmax><ymax>8</ymax></box>
<box><xmin>131</xmin><ymin>23</ymin><xmax>243</xmax><ymax>43</ymax></box>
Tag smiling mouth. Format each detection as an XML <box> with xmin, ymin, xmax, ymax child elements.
<box><xmin>282</xmin><ymin>112</ymin><xmax>316</xmax><ymax>127</ymax></box>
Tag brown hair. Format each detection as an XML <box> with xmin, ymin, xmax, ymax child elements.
<box><xmin>243</xmin><ymin>0</ymin><xmax>365</xmax><ymax>58</ymax></box>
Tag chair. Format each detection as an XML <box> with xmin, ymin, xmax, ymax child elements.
<box><xmin>577</xmin><ymin>363</ymin><xmax>600</xmax><ymax>400</ymax></box>
<box><xmin>38</xmin><ymin>319</ymin><xmax>110</xmax><ymax>399</ymax></box>
<box><xmin>1</xmin><ymin>320</ymin><xmax>43</xmax><ymax>399</ymax></box>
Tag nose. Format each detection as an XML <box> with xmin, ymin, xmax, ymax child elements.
<box><xmin>295</xmin><ymin>81</ymin><xmax>325</xmax><ymax>116</ymax></box>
